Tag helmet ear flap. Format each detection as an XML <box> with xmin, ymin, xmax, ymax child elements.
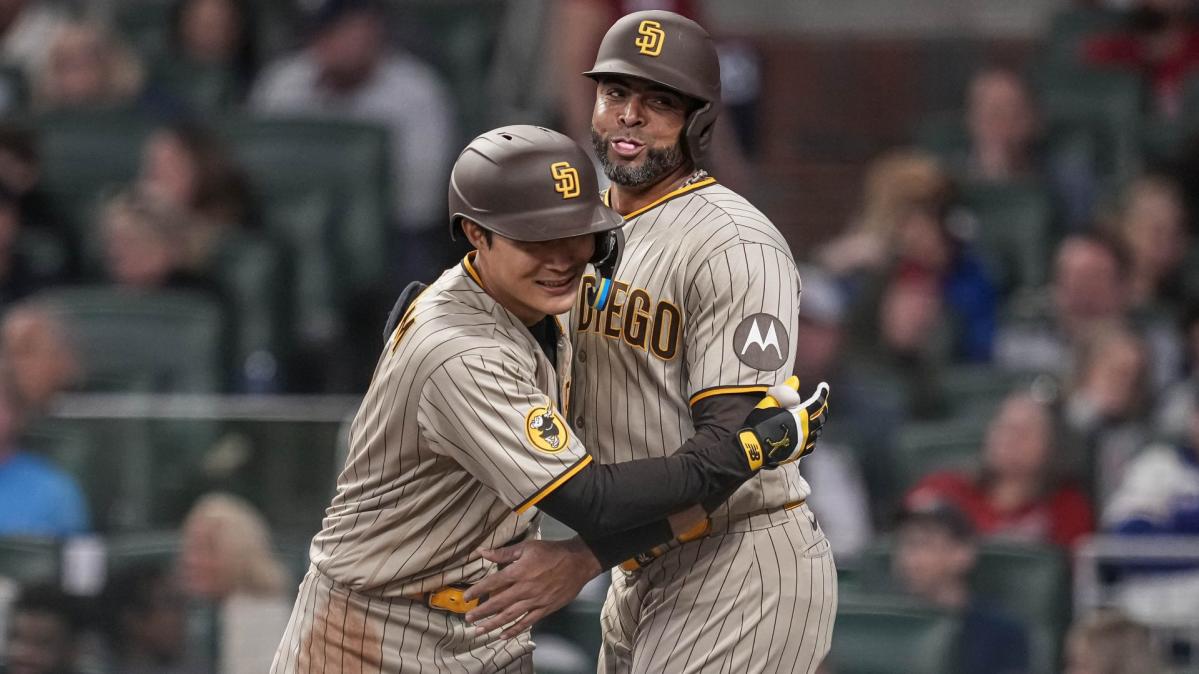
<box><xmin>587</xmin><ymin>228</ymin><xmax>625</xmax><ymax>310</ymax></box>
<box><xmin>684</xmin><ymin>101</ymin><xmax>718</xmax><ymax>166</ymax></box>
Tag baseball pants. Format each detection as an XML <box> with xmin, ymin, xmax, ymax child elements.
<box><xmin>270</xmin><ymin>566</ymin><xmax>534</xmax><ymax>673</ymax></box>
<box><xmin>598</xmin><ymin>502</ymin><xmax>837</xmax><ymax>674</ymax></box>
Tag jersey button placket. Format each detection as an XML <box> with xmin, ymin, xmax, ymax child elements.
<box><xmin>577</xmin><ymin>350</ymin><xmax>587</xmax><ymax>363</ymax></box>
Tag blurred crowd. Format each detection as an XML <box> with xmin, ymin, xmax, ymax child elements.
<box><xmin>0</xmin><ymin>0</ymin><xmax>1194</xmax><ymax>671</ymax></box>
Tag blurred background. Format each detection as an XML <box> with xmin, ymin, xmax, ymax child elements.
<box><xmin>0</xmin><ymin>0</ymin><xmax>1195</xmax><ymax>672</ymax></box>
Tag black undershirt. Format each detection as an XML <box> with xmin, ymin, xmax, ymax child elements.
<box><xmin>527</xmin><ymin>316</ymin><xmax>558</xmax><ymax>367</ymax></box>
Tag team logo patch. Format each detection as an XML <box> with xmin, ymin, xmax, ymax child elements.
<box><xmin>733</xmin><ymin>313</ymin><xmax>790</xmax><ymax>371</ymax></box>
<box><xmin>550</xmin><ymin>161</ymin><xmax>580</xmax><ymax>199</ymax></box>
<box><xmin>635</xmin><ymin>19</ymin><xmax>665</xmax><ymax>56</ymax></box>
<box><xmin>525</xmin><ymin>405</ymin><xmax>569</xmax><ymax>453</ymax></box>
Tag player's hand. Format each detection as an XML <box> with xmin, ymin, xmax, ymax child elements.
<box><xmin>463</xmin><ymin>537</ymin><xmax>602</xmax><ymax>640</ymax></box>
<box><xmin>735</xmin><ymin>377</ymin><xmax>830</xmax><ymax>470</ymax></box>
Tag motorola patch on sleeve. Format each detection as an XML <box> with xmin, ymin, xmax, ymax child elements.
<box><xmin>733</xmin><ymin>313</ymin><xmax>789</xmax><ymax>371</ymax></box>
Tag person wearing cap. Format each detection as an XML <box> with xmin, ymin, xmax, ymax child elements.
<box><xmin>269</xmin><ymin>125</ymin><xmax>827</xmax><ymax>673</ymax></box>
<box><xmin>893</xmin><ymin>500</ymin><xmax>1031</xmax><ymax>674</ymax></box>
<box><xmin>463</xmin><ymin>11</ymin><xmax>835</xmax><ymax>673</ymax></box>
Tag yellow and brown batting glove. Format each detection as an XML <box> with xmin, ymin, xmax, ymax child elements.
<box><xmin>736</xmin><ymin>377</ymin><xmax>830</xmax><ymax>470</ymax></box>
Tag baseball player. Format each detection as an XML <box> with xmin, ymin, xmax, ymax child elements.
<box><xmin>269</xmin><ymin>125</ymin><xmax>828</xmax><ymax>673</ymax></box>
<box><xmin>464</xmin><ymin>12</ymin><xmax>837</xmax><ymax>674</ymax></box>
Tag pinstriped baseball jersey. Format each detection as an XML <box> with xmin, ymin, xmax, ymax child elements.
<box><xmin>570</xmin><ymin>178</ymin><xmax>808</xmax><ymax>521</ymax></box>
<box><xmin>308</xmin><ymin>252</ymin><xmax>589</xmax><ymax>599</ymax></box>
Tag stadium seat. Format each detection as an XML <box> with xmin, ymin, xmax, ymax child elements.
<box><xmin>0</xmin><ymin>537</ymin><xmax>60</xmax><ymax>585</ymax></box>
<box><xmin>893</xmin><ymin>418</ymin><xmax>985</xmax><ymax>493</ymax></box>
<box><xmin>35</xmin><ymin>287</ymin><xmax>228</xmax><ymax>393</ymax></box>
<box><xmin>30</xmin><ymin>110</ymin><xmax>154</xmax><ymax>247</ymax></box>
<box><xmin>957</xmin><ymin>180</ymin><xmax>1055</xmax><ymax>293</ymax></box>
<box><xmin>210</xmin><ymin>233</ymin><xmax>291</xmax><ymax>390</ymax></box>
<box><xmin>1040</xmin><ymin>7</ymin><xmax>1128</xmax><ymax>73</ymax></box>
<box><xmin>104</xmin><ymin>529</ymin><xmax>181</xmax><ymax>574</ymax></box>
<box><xmin>149</xmin><ymin>60</ymin><xmax>239</xmax><ymax>112</ymax></box>
<box><xmin>0</xmin><ymin>63</ymin><xmax>28</xmax><ymax>112</ymax></box>
<box><xmin>215</xmin><ymin>117</ymin><xmax>391</xmax><ymax>296</ymax></box>
<box><xmin>829</xmin><ymin>594</ymin><xmax>960</xmax><ymax>674</ymax></box>
<box><xmin>1036</xmin><ymin>69</ymin><xmax>1145</xmax><ymax>181</ymax></box>
<box><xmin>972</xmin><ymin>542</ymin><xmax>1072</xmax><ymax>673</ymax></box>
<box><xmin>392</xmin><ymin>0</ymin><xmax>507</xmax><ymax>141</ymax></box>
<box><xmin>856</xmin><ymin>540</ymin><xmax>1070</xmax><ymax>674</ymax></box>
<box><xmin>914</xmin><ymin>112</ymin><xmax>969</xmax><ymax>161</ymax></box>
<box><xmin>112</xmin><ymin>0</ymin><xmax>175</xmax><ymax>60</ymax></box>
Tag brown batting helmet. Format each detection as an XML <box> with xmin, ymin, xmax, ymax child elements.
<box><xmin>448</xmin><ymin>125</ymin><xmax>625</xmax><ymax>309</ymax></box>
<box><xmin>584</xmin><ymin>10</ymin><xmax>721</xmax><ymax>165</ymax></box>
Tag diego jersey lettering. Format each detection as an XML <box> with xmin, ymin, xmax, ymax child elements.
<box><xmin>570</xmin><ymin>180</ymin><xmax>808</xmax><ymax>520</ymax></box>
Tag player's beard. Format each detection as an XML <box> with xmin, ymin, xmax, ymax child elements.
<box><xmin>591</xmin><ymin>129</ymin><xmax>686</xmax><ymax>188</ymax></box>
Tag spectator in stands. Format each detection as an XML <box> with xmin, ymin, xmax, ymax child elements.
<box><xmin>953</xmin><ymin>67</ymin><xmax>1096</xmax><ymax>229</ymax></box>
<box><xmin>136</xmin><ymin>122</ymin><xmax>254</xmax><ymax>263</ymax></box>
<box><xmin>907</xmin><ymin>391</ymin><xmax>1094</xmax><ymax>549</ymax></box>
<box><xmin>32</xmin><ymin>21</ymin><xmax>143</xmax><ymax>111</ymax></box>
<box><xmin>960</xmin><ymin>67</ymin><xmax>1040</xmax><ymax>183</ymax></box>
<box><xmin>1105</xmin><ymin>173</ymin><xmax>1192</xmax><ymax>312</ymax></box>
<box><xmin>1062</xmin><ymin>326</ymin><xmax>1154</xmax><ymax>496</ymax></box>
<box><xmin>178</xmin><ymin>493</ymin><xmax>289</xmax><ymax>674</ymax></box>
<box><xmin>0</xmin><ymin>0</ymin><xmax>69</xmax><ymax>108</ymax></box>
<box><xmin>1065</xmin><ymin>609</ymin><xmax>1161</xmax><ymax>674</ymax></box>
<box><xmin>1</xmin><ymin>302</ymin><xmax>79</xmax><ymax>424</ymax></box>
<box><xmin>0</xmin><ymin>375</ymin><xmax>88</xmax><ymax>537</ymax></box>
<box><xmin>169</xmin><ymin>0</ymin><xmax>260</xmax><ymax>95</ymax></box>
<box><xmin>179</xmin><ymin>493</ymin><xmax>287</xmax><ymax>602</ymax></box>
<box><xmin>101</xmin><ymin>563</ymin><xmax>200</xmax><ymax>674</ymax></box>
<box><xmin>1105</xmin><ymin>398</ymin><xmax>1199</xmax><ymax>534</ymax></box>
<box><xmin>891</xmin><ymin>500</ymin><xmax>1031</xmax><ymax>674</ymax></box>
<box><xmin>1083</xmin><ymin>0</ymin><xmax>1199</xmax><ymax>118</ymax></box>
<box><xmin>3</xmin><ymin>583</ymin><xmax>85</xmax><ymax>674</ymax></box>
<box><xmin>822</xmin><ymin>150</ymin><xmax>998</xmax><ymax>367</ymax></box>
<box><xmin>251</xmin><ymin>0</ymin><xmax>456</xmax><ymax>275</ymax></box>
<box><xmin>997</xmin><ymin>234</ymin><xmax>1182</xmax><ymax>388</ymax></box>
<box><xmin>99</xmin><ymin>190</ymin><xmax>222</xmax><ymax>292</ymax></box>
<box><xmin>791</xmin><ymin>267</ymin><xmax>875</xmax><ymax>557</ymax></box>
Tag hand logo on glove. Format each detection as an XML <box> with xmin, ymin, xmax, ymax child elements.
<box><xmin>737</xmin><ymin>377</ymin><xmax>831</xmax><ymax>470</ymax></box>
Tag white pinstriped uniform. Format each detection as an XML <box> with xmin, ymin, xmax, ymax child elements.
<box><xmin>570</xmin><ymin>178</ymin><xmax>837</xmax><ymax>673</ymax></box>
<box><xmin>271</xmin><ymin>254</ymin><xmax>589</xmax><ymax>673</ymax></box>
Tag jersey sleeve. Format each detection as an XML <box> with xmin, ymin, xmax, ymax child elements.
<box><xmin>418</xmin><ymin>352</ymin><xmax>592</xmax><ymax>513</ymax></box>
<box><xmin>683</xmin><ymin>242</ymin><xmax>802</xmax><ymax>406</ymax></box>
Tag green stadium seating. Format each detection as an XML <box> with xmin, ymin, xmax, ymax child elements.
<box><xmin>1040</xmin><ymin>7</ymin><xmax>1128</xmax><ymax>73</ymax></box>
<box><xmin>215</xmin><ymin>117</ymin><xmax>391</xmax><ymax>296</ymax></box>
<box><xmin>112</xmin><ymin>0</ymin><xmax>175</xmax><ymax>60</ymax></box>
<box><xmin>0</xmin><ymin>63</ymin><xmax>28</xmax><ymax>111</ymax></box>
<box><xmin>29</xmin><ymin>110</ymin><xmax>154</xmax><ymax>248</ymax></box>
<box><xmin>149</xmin><ymin>60</ymin><xmax>239</xmax><ymax>112</ymax></box>
<box><xmin>210</xmin><ymin>233</ymin><xmax>291</xmax><ymax>388</ymax></box>
<box><xmin>830</xmin><ymin>594</ymin><xmax>960</xmax><ymax>674</ymax></box>
<box><xmin>893</xmin><ymin>418</ymin><xmax>985</xmax><ymax>493</ymax></box>
<box><xmin>856</xmin><ymin>540</ymin><xmax>1070</xmax><ymax>673</ymax></box>
<box><xmin>0</xmin><ymin>537</ymin><xmax>60</xmax><ymax>585</ymax></box>
<box><xmin>914</xmin><ymin>112</ymin><xmax>969</xmax><ymax>160</ymax></box>
<box><xmin>104</xmin><ymin>529</ymin><xmax>181</xmax><ymax>574</ymax></box>
<box><xmin>35</xmin><ymin>287</ymin><xmax>228</xmax><ymax>393</ymax></box>
<box><xmin>1036</xmin><ymin>69</ymin><xmax>1145</xmax><ymax>181</ymax></box>
<box><xmin>393</xmin><ymin>0</ymin><xmax>507</xmax><ymax>140</ymax></box>
<box><xmin>957</xmin><ymin>180</ymin><xmax>1056</xmax><ymax>292</ymax></box>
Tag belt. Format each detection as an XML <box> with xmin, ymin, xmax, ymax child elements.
<box><xmin>619</xmin><ymin>499</ymin><xmax>806</xmax><ymax>572</ymax></box>
<box><xmin>403</xmin><ymin>584</ymin><xmax>480</xmax><ymax>614</ymax></box>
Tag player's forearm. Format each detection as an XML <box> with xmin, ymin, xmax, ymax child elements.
<box><xmin>575</xmin><ymin>506</ymin><xmax>707</xmax><ymax>569</ymax></box>
<box><xmin>537</xmin><ymin>437</ymin><xmax>753</xmax><ymax>540</ymax></box>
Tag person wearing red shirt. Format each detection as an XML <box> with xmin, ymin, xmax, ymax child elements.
<box><xmin>1083</xmin><ymin>0</ymin><xmax>1199</xmax><ymax>117</ymax></box>
<box><xmin>906</xmin><ymin>391</ymin><xmax>1095</xmax><ymax>549</ymax></box>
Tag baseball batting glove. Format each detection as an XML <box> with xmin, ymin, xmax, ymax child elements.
<box><xmin>736</xmin><ymin>376</ymin><xmax>830</xmax><ymax>471</ymax></box>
